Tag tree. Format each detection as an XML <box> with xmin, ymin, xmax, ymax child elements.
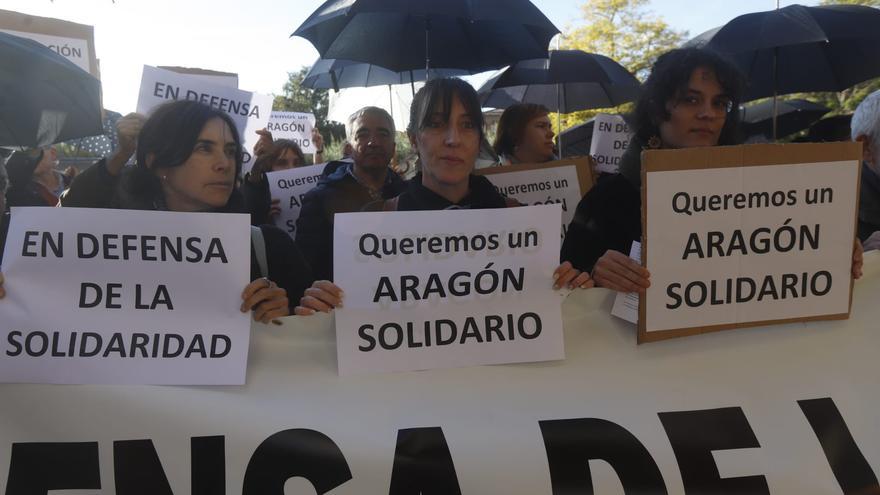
<box><xmin>555</xmin><ymin>0</ymin><xmax>686</xmax><ymax>129</ymax></box>
<box><xmin>556</xmin><ymin>0</ymin><xmax>687</xmax><ymax>130</ymax></box>
<box><xmin>273</xmin><ymin>67</ymin><xmax>346</xmax><ymax>159</ymax></box>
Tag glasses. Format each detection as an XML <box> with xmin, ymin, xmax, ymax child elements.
<box><xmin>673</xmin><ymin>94</ymin><xmax>734</xmax><ymax>114</ymax></box>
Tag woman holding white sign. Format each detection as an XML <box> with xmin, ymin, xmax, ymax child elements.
<box><xmin>295</xmin><ymin>78</ymin><xmax>592</xmax><ymax>315</ymax></box>
<box><xmin>243</xmin><ymin>137</ymin><xmax>307</xmax><ymax>225</ymax></box>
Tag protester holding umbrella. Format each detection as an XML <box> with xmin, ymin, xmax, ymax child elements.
<box><xmin>493</xmin><ymin>103</ymin><xmax>556</xmax><ymax>165</ymax></box>
<box><xmin>561</xmin><ymin>47</ymin><xmax>864</xmax><ymax>292</ymax></box>
<box><xmin>294</xmin><ymin>78</ymin><xmax>593</xmax><ymax>315</ymax></box>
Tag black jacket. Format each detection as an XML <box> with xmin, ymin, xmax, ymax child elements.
<box><xmin>241</xmin><ymin>173</ymin><xmax>272</xmax><ymax>226</ymax></box>
<box><xmin>295</xmin><ymin>162</ymin><xmax>406</xmax><ymax>280</ymax></box>
<box><xmin>561</xmin><ymin>142</ymin><xmax>642</xmax><ymax>272</ymax></box>
<box><xmin>372</xmin><ymin>173</ymin><xmax>511</xmax><ymax>211</ymax></box>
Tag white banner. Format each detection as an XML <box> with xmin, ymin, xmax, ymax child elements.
<box><xmin>0</xmin><ymin>207</ymin><xmax>251</xmax><ymax>385</ymax></box>
<box><xmin>590</xmin><ymin>113</ymin><xmax>632</xmax><ymax>174</ymax></box>
<box><xmin>644</xmin><ymin>158</ymin><xmax>859</xmax><ymax>334</ymax></box>
<box><xmin>268</xmin><ymin>111</ymin><xmax>317</xmax><ymax>154</ymax></box>
<box><xmin>1</xmin><ymin>254</ymin><xmax>879</xmax><ymax>493</ymax></box>
<box><xmin>135</xmin><ymin>65</ymin><xmax>273</xmax><ymax>173</ymax></box>
<box><xmin>266</xmin><ymin>163</ymin><xmax>325</xmax><ymax>239</ymax></box>
<box><xmin>332</xmin><ymin>206</ymin><xmax>565</xmax><ymax>375</ymax></box>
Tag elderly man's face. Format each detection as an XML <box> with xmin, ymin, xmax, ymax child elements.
<box><xmin>351</xmin><ymin>112</ymin><xmax>395</xmax><ymax>173</ymax></box>
<box><xmin>858</xmin><ymin>134</ymin><xmax>880</xmax><ymax>176</ymax></box>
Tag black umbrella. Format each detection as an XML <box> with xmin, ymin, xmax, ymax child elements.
<box><xmin>0</xmin><ymin>31</ymin><xmax>103</xmax><ymax>148</ymax></box>
<box><xmin>303</xmin><ymin>58</ymin><xmax>470</xmax><ymax>91</ymax></box>
<box><xmin>477</xmin><ymin>50</ymin><xmax>641</xmax><ymax>113</ymax></box>
<box><xmin>292</xmin><ymin>0</ymin><xmax>559</xmax><ymax>73</ymax></box>
<box><xmin>687</xmin><ymin>4</ymin><xmax>880</xmax><ymax>137</ymax></box>
<box><xmin>741</xmin><ymin>99</ymin><xmax>830</xmax><ymax>139</ymax></box>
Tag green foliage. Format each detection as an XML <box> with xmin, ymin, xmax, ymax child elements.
<box><xmin>273</xmin><ymin>67</ymin><xmax>346</xmax><ymax>146</ymax></box>
<box><xmin>556</xmin><ymin>0</ymin><xmax>686</xmax><ymax>130</ymax></box>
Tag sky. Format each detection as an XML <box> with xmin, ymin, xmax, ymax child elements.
<box><xmin>2</xmin><ymin>0</ymin><xmax>820</xmax><ymax>114</ymax></box>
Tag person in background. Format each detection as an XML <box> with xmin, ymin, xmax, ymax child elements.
<box><xmin>850</xmin><ymin>89</ymin><xmax>880</xmax><ymax>251</ymax></box>
<box><xmin>295</xmin><ymin>78</ymin><xmax>592</xmax><ymax>315</ymax></box>
<box><xmin>295</xmin><ymin>106</ymin><xmax>407</xmax><ymax>281</ymax></box>
<box><xmin>243</xmin><ymin>135</ymin><xmax>307</xmax><ymax>225</ymax></box>
<box><xmin>493</xmin><ymin>103</ymin><xmax>556</xmax><ymax>165</ymax></box>
<box><xmin>5</xmin><ymin>147</ymin><xmax>69</xmax><ymax>207</ymax></box>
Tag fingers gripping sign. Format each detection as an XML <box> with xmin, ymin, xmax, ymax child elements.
<box><xmin>241</xmin><ymin>277</ymin><xmax>289</xmax><ymax>324</ymax></box>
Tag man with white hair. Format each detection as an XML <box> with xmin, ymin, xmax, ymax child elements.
<box><xmin>295</xmin><ymin>106</ymin><xmax>406</xmax><ymax>280</ymax></box>
<box><xmin>851</xmin><ymin>89</ymin><xmax>880</xmax><ymax>251</ymax></box>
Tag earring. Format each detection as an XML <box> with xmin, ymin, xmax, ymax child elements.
<box><xmin>647</xmin><ymin>135</ymin><xmax>662</xmax><ymax>149</ymax></box>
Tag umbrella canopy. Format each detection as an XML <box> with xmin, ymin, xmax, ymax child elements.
<box><xmin>477</xmin><ymin>50</ymin><xmax>641</xmax><ymax>113</ymax></box>
<box><xmin>292</xmin><ymin>0</ymin><xmax>559</xmax><ymax>73</ymax></box>
<box><xmin>303</xmin><ymin>58</ymin><xmax>470</xmax><ymax>91</ymax></box>
<box><xmin>0</xmin><ymin>31</ymin><xmax>103</xmax><ymax>148</ymax></box>
<box><xmin>741</xmin><ymin>98</ymin><xmax>830</xmax><ymax>139</ymax></box>
<box><xmin>687</xmin><ymin>4</ymin><xmax>880</xmax><ymax>101</ymax></box>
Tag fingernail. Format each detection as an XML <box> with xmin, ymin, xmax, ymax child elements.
<box><xmin>553</xmin><ymin>283</ymin><xmax>560</xmax><ymax>290</ymax></box>
<box><xmin>552</xmin><ymin>272</ymin><xmax>560</xmax><ymax>280</ymax></box>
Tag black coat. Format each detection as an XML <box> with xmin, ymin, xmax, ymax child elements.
<box><xmin>295</xmin><ymin>162</ymin><xmax>406</xmax><ymax>280</ymax></box>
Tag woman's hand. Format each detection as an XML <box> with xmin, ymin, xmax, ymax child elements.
<box><xmin>592</xmin><ymin>249</ymin><xmax>651</xmax><ymax>293</ymax></box>
<box><xmin>253</xmin><ymin>128</ymin><xmax>274</xmax><ymax>158</ymax></box>
<box><xmin>853</xmin><ymin>238</ymin><xmax>864</xmax><ymax>280</ymax></box>
<box><xmin>0</xmin><ymin>272</ymin><xmax>5</xmax><ymax>300</ymax></box>
<box><xmin>553</xmin><ymin>261</ymin><xmax>594</xmax><ymax>289</ymax></box>
<box><xmin>241</xmin><ymin>277</ymin><xmax>289</xmax><ymax>323</ymax></box>
<box><xmin>295</xmin><ymin>280</ymin><xmax>344</xmax><ymax>316</ymax></box>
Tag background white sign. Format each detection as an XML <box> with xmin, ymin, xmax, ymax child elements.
<box><xmin>268</xmin><ymin>111</ymin><xmax>317</xmax><ymax>154</ymax></box>
<box><xmin>482</xmin><ymin>165</ymin><xmax>583</xmax><ymax>238</ymax></box>
<box><xmin>333</xmin><ymin>205</ymin><xmax>565</xmax><ymax>375</ymax></box>
<box><xmin>590</xmin><ymin>113</ymin><xmax>632</xmax><ymax>174</ymax></box>
<box><xmin>0</xmin><ymin>207</ymin><xmax>251</xmax><ymax>385</ymax></box>
<box><xmin>136</xmin><ymin>65</ymin><xmax>273</xmax><ymax>174</ymax></box>
<box><xmin>0</xmin><ymin>28</ymin><xmax>91</xmax><ymax>74</ymax></box>
<box><xmin>1</xmin><ymin>254</ymin><xmax>878</xmax><ymax>493</ymax></box>
<box><xmin>644</xmin><ymin>160</ymin><xmax>859</xmax><ymax>333</ymax></box>
<box><xmin>266</xmin><ymin>163</ymin><xmax>325</xmax><ymax>239</ymax></box>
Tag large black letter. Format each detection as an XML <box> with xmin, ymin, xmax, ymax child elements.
<box><xmin>6</xmin><ymin>442</ymin><xmax>100</xmax><ymax>495</ymax></box>
<box><xmin>659</xmin><ymin>407</ymin><xmax>769</xmax><ymax>494</ymax></box>
<box><xmin>192</xmin><ymin>436</ymin><xmax>226</xmax><ymax>495</ymax></box>
<box><xmin>799</xmin><ymin>397</ymin><xmax>880</xmax><ymax>494</ymax></box>
<box><xmin>389</xmin><ymin>427</ymin><xmax>462</xmax><ymax>495</ymax></box>
<box><xmin>539</xmin><ymin>418</ymin><xmax>667</xmax><ymax>494</ymax></box>
<box><xmin>114</xmin><ymin>439</ymin><xmax>173</xmax><ymax>494</ymax></box>
<box><xmin>242</xmin><ymin>429</ymin><xmax>352</xmax><ymax>494</ymax></box>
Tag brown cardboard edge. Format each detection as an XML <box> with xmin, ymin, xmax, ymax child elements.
<box><xmin>638</xmin><ymin>142</ymin><xmax>863</xmax><ymax>344</ymax></box>
<box><xmin>637</xmin><ymin>312</ymin><xmax>851</xmax><ymax>344</ymax></box>
<box><xmin>475</xmin><ymin>156</ymin><xmax>595</xmax><ymax>196</ymax></box>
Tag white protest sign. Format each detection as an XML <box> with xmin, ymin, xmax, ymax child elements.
<box><xmin>268</xmin><ymin>111</ymin><xmax>317</xmax><ymax>154</ymax></box>
<box><xmin>0</xmin><ymin>207</ymin><xmax>251</xmax><ymax>385</ymax></box>
<box><xmin>642</xmin><ymin>143</ymin><xmax>861</xmax><ymax>341</ymax></box>
<box><xmin>590</xmin><ymin>113</ymin><xmax>632</xmax><ymax>174</ymax></box>
<box><xmin>0</xmin><ymin>28</ymin><xmax>91</xmax><ymax>74</ymax></box>
<box><xmin>2</xmin><ymin>254</ymin><xmax>880</xmax><ymax>493</ymax></box>
<box><xmin>333</xmin><ymin>205</ymin><xmax>564</xmax><ymax>375</ymax></box>
<box><xmin>477</xmin><ymin>158</ymin><xmax>593</xmax><ymax>238</ymax></box>
<box><xmin>266</xmin><ymin>163</ymin><xmax>325</xmax><ymax>239</ymax></box>
<box><xmin>136</xmin><ymin>65</ymin><xmax>273</xmax><ymax>174</ymax></box>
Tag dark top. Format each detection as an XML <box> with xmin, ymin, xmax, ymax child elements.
<box><xmin>858</xmin><ymin>162</ymin><xmax>880</xmax><ymax>241</ymax></box>
<box><xmin>561</xmin><ymin>142</ymin><xmax>643</xmax><ymax>273</ymax></box>
<box><xmin>59</xmin><ymin>158</ymin><xmax>118</xmax><ymax>209</ymax></box>
<box><xmin>295</xmin><ymin>162</ymin><xmax>406</xmax><ymax>280</ymax></box>
<box><xmin>368</xmin><ymin>173</ymin><xmax>511</xmax><ymax>211</ymax></box>
<box><xmin>241</xmin><ymin>173</ymin><xmax>272</xmax><ymax>226</ymax></box>
<box><xmin>0</xmin><ymin>211</ymin><xmax>8</xmax><ymax>266</ymax></box>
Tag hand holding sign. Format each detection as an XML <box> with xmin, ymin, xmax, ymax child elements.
<box><xmin>592</xmin><ymin>249</ymin><xmax>651</xmax><ymax>293</ymax></box>
<box><xmin>253</xmin><ymin>128</ymin><xmax>273</xmax><ymax>159</ymax></box>
<box><xmin>240</xmin><ymin>277</ymin><xmax>289</xmax><ymax>324</ymax></box>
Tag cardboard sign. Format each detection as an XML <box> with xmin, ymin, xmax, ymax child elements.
<box><xmin>158</xmin><ymin>66</ymin><xmax>239</xmax><ymax>89</ymax></box>
<box><xmin>136</xmin><ymin>65</ymin><xmax>273</xmax><ymax>173</ymax></box>
<box><xmin>332</xmin><ymin>205</ymin><xmax>565</xmax><ymax>375</ymax></box>
<box><xmin>589</xmin><ymin>113</ymin><xmax>632</xmax><ymax>174</ymax></box>
<box><xmin>266</xmin><ymin>163</ymin><xmax>325</xmax><ymax>239</ymax></box>
<box><xmin>268</xmin><ymin>111</ymin><xmax>317</xmax><ymax>154</ymax></box>
<box><xmin>476</xmin><ymin>158</ymin><xmax>594</xmax><ymax>238</ymax></box>
<box><xmin>640</xmin><ymin>142</ymin><xmax>862</xmax><ymax>342</ymax></box>
<box><xmin>0</xmin><ymin>9</ymin><xmax>98</xmax><ymax>77</ymax></box>
<box><xmin>0</xmin><ymin>207</ymin><xmax>251</xmax><ymax>385</ymax></box>
<box><xmin>2</xmin><ymin>254</ymin><xmax>880</xmax><ymax>493</ymax></box>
